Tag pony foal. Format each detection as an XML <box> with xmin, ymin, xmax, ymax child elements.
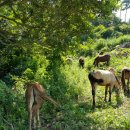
<box><xmin>88</xmin><ymin>69</ymin><xmax>121</xmax><ymax>108</ymax></box>
<box><xmin>121</xmin><ymin>67</ymin><xmax>130</xmax><ymax>94</ymax></box>
<box><xmin>79</xmin><ymin>57</ymin><xmax>85</xmax><ymax>68</ymax></box>
<box><xmin>25</xmin><ymin>82</ymin><xmax>58</xmax><ymax>130</ymax></box>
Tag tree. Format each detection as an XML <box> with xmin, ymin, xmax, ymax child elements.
<box><xmin>0</xmin><ymin>0</ymin><xmax>119</xmax><ymax>72</ymax></box>
<box><xmin>0</xmin><ymin>1</ymin><xmax>119</xmax><ymax>47</ymax></box>
<box><xmin>122</xmin><ymin>0</ymin><xmax>130</xmax><ymax>22</ymax></box>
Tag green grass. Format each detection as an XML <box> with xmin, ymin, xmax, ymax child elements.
<box><xmin>39</xmin><ymin>54</ymin><xmax>130</xmax><ymax>130</ymax></box>
<box><xmin>1</xmin><ymin>36</ymin><xmax>130</xmax><ymax>130</ymax></box>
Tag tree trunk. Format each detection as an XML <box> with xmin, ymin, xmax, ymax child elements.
<box><xmin>120</xmin><ymin>9</ymin><xmax>122</xmax><ymax>21</ymax></box>
<box><xmin>125</xmin><ymin>8</ymin><xmax>127</xmax><ymax>22</ymax></box>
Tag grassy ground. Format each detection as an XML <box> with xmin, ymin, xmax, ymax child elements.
<box><xmin>1</xmin><ymin>46</ymin><xmax>130</xmax><ymax>130</ymax></box>
<box><xmin>39</xmin><ymin>54</ymin><xmax>130</xmax><ymax>130</ymax></box>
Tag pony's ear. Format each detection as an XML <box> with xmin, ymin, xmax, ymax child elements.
<box><xmin>108</xmin><ymin>67</ymin><xmax>115</xmax><ymax>73</ymax></box>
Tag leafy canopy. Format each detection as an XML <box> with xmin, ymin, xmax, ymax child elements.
<box><xmin>0</xmin><ymin>0</ymin><xmax>119</xmax><ymax>52</ymax></box>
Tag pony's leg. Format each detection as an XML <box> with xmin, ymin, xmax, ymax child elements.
<box><xmin>32</xmin><ymin>105</ymin><xmax>38</xmax><ymax>129</ymax></box>
<box><xmin>104</xmin><ymin>86</ymin><xmax>108</xmax><ymax>102</ymax></box>
<box><xmin>107</xmin><ymin>61</ymin><xmax>108</xmax><ymax>66</ymax></box>
<box><xmin>97</xmin><ymin>62</ymin><xmax>98</xmax><ymax>67</ymax></box>
<box><xmin>107</xmin><ymin>60</ymin><xmax>109</xmax><ymax>66</ymax></box>
<box><xmin>127</xmin><ymin>79</ymin><xmax>129</xmax><ymax>94</ymax></box>
<box><xmin>28</xmin><ymin>97</ymin><xmax>34</xmax><ymax>130</ymax></box>
<box><xmin>124</xmin><ymin>80</ymin><xmax>126</xmax><ymax>94</ymax></box>
<box><xmin>92</xmin><ymin>84</ymin><xmax>96</xmax><ymax>108</ymax></box>
<box><xmin>82</xmin><ymin>64</ymin><xmax>84</xmax><ymax>69</ymax></box>
<box><xmin>37</xmin><ymin>109</ymin><xmax>41</xmax><ymax>128</ymax></box>
<box><xmin>33</xmin><ymin>115</ymin><xmax>37</xmax><ymax>130</ymax></box>
<box><xmin>29</xmin><ymin>109</ymin><xmax>33</xmax><ymax>130</ymax></box>
<box><xmin>108</xmin><ymin>86</ymin><xmax>112</xmax><ymax>102</ymax></box>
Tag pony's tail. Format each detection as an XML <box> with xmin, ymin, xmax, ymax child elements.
<box><xmin>121</xmin><ymin>70</ymin><xmax>125</xmax><ymax>92</ymax></box>
<box><xmin>43</xmin><ymin>95</ymin><xmax>59</xmax><ymax>107</ymax></box>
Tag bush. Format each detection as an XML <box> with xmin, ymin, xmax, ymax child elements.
<box><xmin>92</xmin><ymin>25</ymin><xmax>106</xmax><ymax>38</ymax></box>
<box><xmin>94</xmin><ymin>39</ymin><xmax>107</xmax><ymax>51</ymax></box>
<box><xmin>116</xmin><ymin>23</ymin><xmax>130</xmax><ymax>34</ymax></box>
<box><xmin>101</xmin><ymin>27</ymin><xmax>114</xmax><ymax>38</ymax></box>
<box><xmin>0</xmin><ymin>80</ymin><xmax>26</xmax><ymax>130</ymax></box>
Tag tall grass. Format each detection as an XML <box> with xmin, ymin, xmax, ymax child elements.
<box><xmin>93</xmin><ymin>35</ymin><xmax>130</xmax><ymax>53</ymax></box>
<box><xmin>40</xmin><ymin>55</ymin><xmax>130</xmax><ymax>130</ymax></box>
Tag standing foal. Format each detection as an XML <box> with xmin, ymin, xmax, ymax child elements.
<box><xmin>25</xmin><ymin>82</ymin><xmax>58</xmax><ymax>130</ymax></box>
<box><xmin>121</xmin><ymin>67</ymin><xmax>130</xmax><ymax>94</ymax></box>
<box><xmin>79</xmin><ymin>57</ymin><xmax>85</xmax><ymax>68</ymax></box>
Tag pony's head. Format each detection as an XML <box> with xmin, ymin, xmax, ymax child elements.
<box><xmin>108</xmin><ymin>67</ymin><xmax>115</xmax><ymax>74</ymax></box>
<box><xmin>115</xmin><ymin>76</ymin><xmax>122</xmax><ymax>95</ymax></box>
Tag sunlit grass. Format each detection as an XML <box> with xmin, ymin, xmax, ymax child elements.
<box><xmin>41</xmin><ymin>54</ymin><xmax>130</xmax><ymax>129</ymax></box>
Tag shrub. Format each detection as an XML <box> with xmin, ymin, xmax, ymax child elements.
<box><xmin>101</xmin><ymin>27</ymin><xmax>114</xmax><ymax>38</ymax></box>
<box><xmin>94</xmin><ymin>39</ymin><xmax>106</xmax><ymax>51</ymax></box>
<box><xmin>117</xmin><ymin>23</ymin><xmax>130</xmax><ymax>34</ymax></box>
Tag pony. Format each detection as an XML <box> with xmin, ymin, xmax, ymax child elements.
<box><xmin>66</xmin><ymin>58</ymin><xmax>73</xmax><ymax>64</ymax></box>
<box><xmin>121</xmin><ymin>67</ymin><xmax>130</xmax><ymax>94</ymax></box>
<box><xmin>93</xmin><ymin>54</ymin><xmax>111</xmax><ymax>67</ymax></box>
<box><xmin>88</xmin><ymin>69</ymin><xmax>121</xmax><ymax>108</ymax></box>
<box><xmin>25</xmin><ymin>82</ymin><xmax>58</xmax><ymax>130</ymax></box>
<box><xmin>79</xmin><ymin>57</ymin><xmax>85</xmax><ymax>68</ymax></box>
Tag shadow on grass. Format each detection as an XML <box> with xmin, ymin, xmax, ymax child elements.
<box><xmin>90</xmin><ymin>93</ymin><xmax>123</xmax><ymax>110</ymax></box>
<box><xmin>124</xmin><ymin>92</ymin><xmax>130</xmax><ymax>98</ymax></box>
<box><xmin>40</xmin><ymin>92</ymin><xmax>125</xmax><ymax>130</ymax></box>
<box><xmin>41</xmin><ymin>101</ymin><xmax>99</xmax><ymax>130</ymax></box>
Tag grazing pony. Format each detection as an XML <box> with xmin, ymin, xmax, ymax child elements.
<box><xmin>121</xmin><ymin>67</ymin><xmax>130</xmax><ymax>94</ymax></box>
<box><xmin>25</xmin><ymin>82</ymin><xmax>58</xmax><ymax>130</ymax></box>
<box><xmin>88</xmin><ymin>69</ymin><xmax>121</xmax><ymax>108</ymax></box>
<box><xmin>93</xmin><ymin>54</ymin><xmax>110</xmax><ymax>67</ymax></box>
<box><xmin>79</xmin><ymin>57</ymin><xmax>85</xmax><ymax>68</ymax></box>
<box><xmin>66</xmin><ymin>58</ymin><xmax>73</xmax><ymax>64</ymax></box>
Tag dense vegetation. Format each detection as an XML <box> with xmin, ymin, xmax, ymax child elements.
<box><xmin>0</xmin><ymin>0</ymin><xmax>130</xmax><ymax>130</ymax></box>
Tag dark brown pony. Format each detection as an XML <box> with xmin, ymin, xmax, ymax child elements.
<box><xmin>93</xmin><ymin>54</ymin><xmax>110</xmax><ymax>67</ymax></box>
<box><xmin>121</xmin><ymin>67</ymin><xmax>130</xmax><ymax>94</ymax></box>
<box><xmin>79</xmin><ymin>57</ymin><xmax>84</xmax><ymax>68</ymax></box>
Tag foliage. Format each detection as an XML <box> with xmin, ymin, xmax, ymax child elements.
<box><xmin>116</xmin><ymin>23</ymin><xmax>130</xmax><ymax>34</ymax></box>
<box><xmin>101</xmin><ymin>26</ymin><xmax>115</xmax><ymax>38</ymax></box>
<box><xmin>92</xmin><ymin>25</ymin><xmax>106</xmax><ymax>38</ymax></box>
<box><xmin>0</xmin><ymin>80</ymin><xmax>26</xmax><ymax>130</ymax></box>
<box><xmin>1</xmin><ymin>0</ymin><xmax>130</xmax><ymax>130</ymax></box>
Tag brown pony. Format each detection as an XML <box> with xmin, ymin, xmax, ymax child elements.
<box><xmin>79</xmin><ymin>57</ymin><xmax>85</xmax><ymax>68</ymax></box>
<box><xmin>121</xmin><ymin>67</ymin><xmax>130</xmax><ymax>94</ymax></box>
<box><xmin>93</xmin><ymin>54</ymin><xmax>111</xmax><ymax>67</ymax></box>
<box><xmin>25</xmin><ymin>82</ymin><xmax>58</xmax><ymax>130</ymax></box>
<box><xmin>88</xmin><ymin>69</ymin><xmax>121</xmax><ymax>108</ymax></box>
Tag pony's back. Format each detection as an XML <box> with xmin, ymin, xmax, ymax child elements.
<box><xmin>89</xmin><ymin>70</ymin><xmax>120</xmax><ymax>88</ymax></box>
